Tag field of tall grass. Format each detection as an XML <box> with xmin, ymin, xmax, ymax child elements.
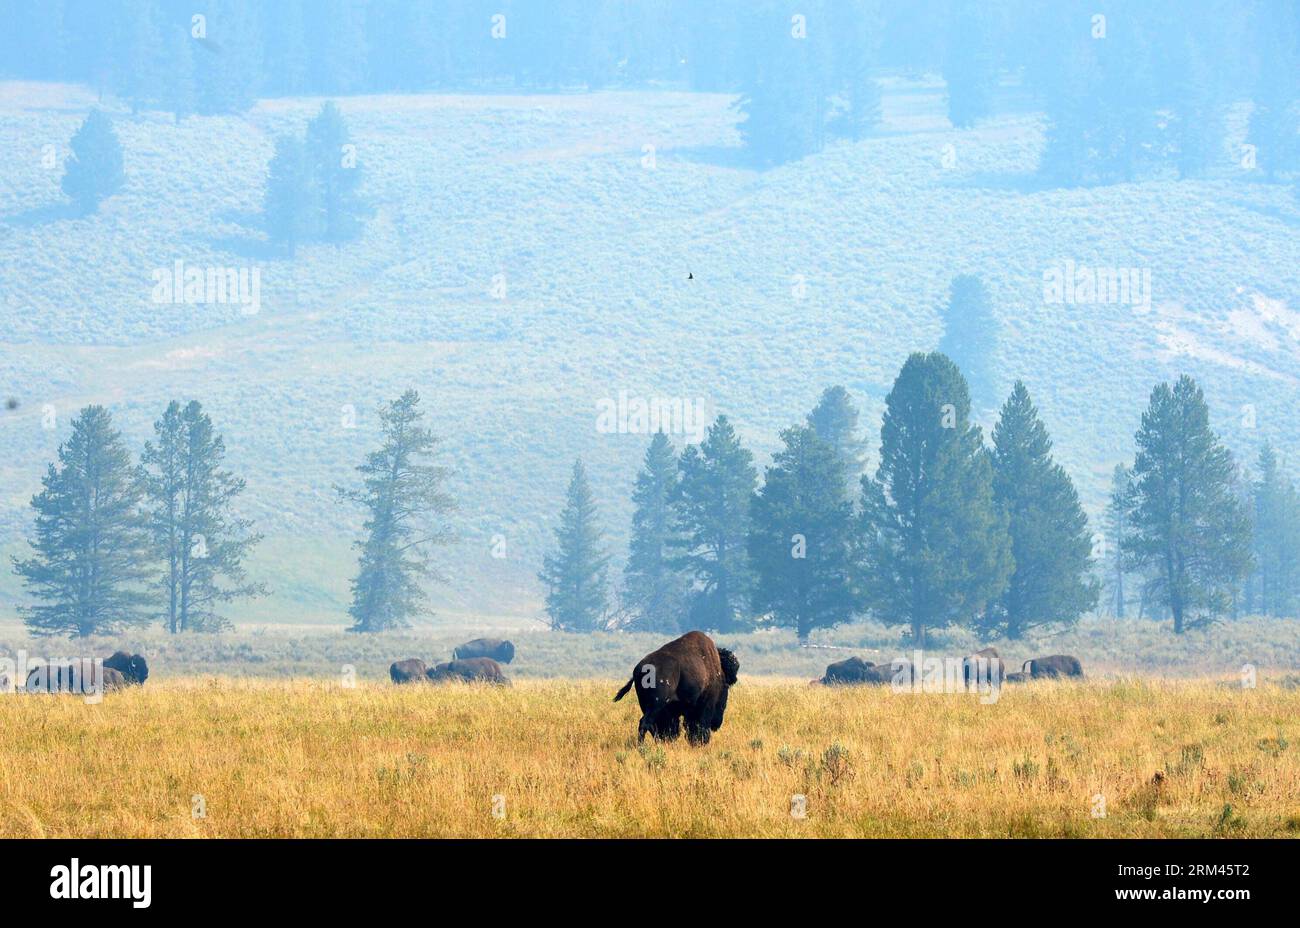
<box><xmin>1</xmin><ymin>675</ymin><xmax>1297</xmax><ymax>838</ymax></box>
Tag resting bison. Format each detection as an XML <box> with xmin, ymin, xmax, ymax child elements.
<box><xmin>1023</xmin><ymin>655</ymin><xmax>1083</xmax><ymax>679</ymax></box>
<box><xmin>426</xmin><ymin>658</ymin><xmax>510</xmax><ymax>686</ymax></box>
<box><xmin>962</xmin><ymin>647</ymin><xmax>1005</xmax><ymax>689</ymax></box>
<box><xmin>390</xmin><ymin>658</ymin><xmax>429</xmax><ymax>684</ymax></box>
<box><xmin>613</xmin><ymin>630</ymin><xmax>740</xmax><ymax>745</ymax></box>
<box><xmin>25</xmin><ymin>660</ymin><xmax>126</xmax><ymax>695</ymax></box>
<box><xmin>1003</xmin><ymin>671</ymin><xmax>1030</xmax><ymax>684</ymax></box>
<box><xmin>821</xmin><ymin>656</ymin><xmax>889</xmax><ymax>686</ymax></box>
<box><xmin>452</xmin><ymin>638</ymin><xmax>515</xmax><ymax>664</ymax></box>
<box><xmin>103</xmin><ymin>651</ymin><xmax>149</xmax><ymax>685</ymax></box>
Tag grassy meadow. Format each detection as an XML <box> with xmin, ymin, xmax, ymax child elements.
<box><xmin>2</xmin><ymin>675</ymin><xmax>1298</xmax><ymax>838</ymax></box>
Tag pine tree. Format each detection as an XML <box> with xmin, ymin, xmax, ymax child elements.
<box><xmin>141</xmin><ymin>401</ymin><xmax>264</xmax><ymax>633</ymax></box>
<box><xmin>943</xmin><ymin>0</ymin><xmax>997</xmax><ymax>129</ymax></box>
<box><xmin>733</xmin><ymin>2</ymin><xmax>828</xmax><ymax>166</ymax></box>
<box><xmin>833</xmin><ymin>0</ymin><xmax>884</xmax><ymax>140</ymax></box>
<box><xmin>263</xmin><ymin>133</ymin><xmax>318</xmax><ymax>253</ymax></box>
<box><xmin>305</xmin><ymin>101</ymin><xmax>364</xmax><ymax>242</ymax></box>
<box><xmin>806</xmin><ymin>385</ymin><xmax>868</xmax><ymax>499</ymax></box>
<box><xmin>984</xmin><ymin>382</ymin><xmax>1097</xmax><ymax>638</ymax></box>
<box><xmin>622</xmin><ymin>432</ymin><xmax>689</xmax><ymax>634</ymax></box>
<box><xmin>1252</xmin><ymin>444</ymin><xmax>1300</xmax><ymax>617</ymax></box>
<box><xmin>337</xmin><ymin>391</ymin><xmax>455</xmax><ymax>632</ymax></box>
<box><xmin>13</xmin><ymin>406</ymin><xmax>152</xmax><ymax>637</ymax></box>
<box><xmin>936</xmin><ymin>275</ymin><xmax>998</xmax><ymax>414</ymax></box>
<box><xmin>749</xmin><ymin>425</ymin><xmax>857</xmax><ymax>641</ymax></box>
<box><xmin>672</xmin><ymin>415</ymin><xmax>758</xmax><ymax>633</ymax></box>
<box><xmin>161</xmin><ymin>24</ymin><xmax>197</xmax><ymax>124</ymax></box>
<box><xmin>855</xmin><ymin>352</ymin><xmax>1012</xmax><ymax>646</ymax></box>
<box><xmin>539</xmin><ymin>460</ymin><xmax>610</xmax><ymax>632</ymax></box>
<box><xmin>194</xmin><ymin>0</ymin><xmax>261</xmax><ymax>115</ymax></box>
<box><xmin>60</xmin><ymin>109</ymin><xmax>125</xmax><ymax>214</ymax></box>
<box><xmin>115</xmin><ymin>0</ymin><xmax>164</xmax><ymax>114</ymax></box>
<box><xmin>1103</xmin><ymin>463</ymin><xmax>1133</xmax><ymax>617</ymax></box>
<box><xmin>1123</xmin><ymin>376</ymin><xmax>1253</xmax><ymax>633</ymax></box>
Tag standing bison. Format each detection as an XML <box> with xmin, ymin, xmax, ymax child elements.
<box><xmin>390</xmin><ymin>658</ymin><xmax>429</xmax><ymax>684</ymax></box>
<box><xmin>426</xmin><ymin>658</ymin><xmax>510</xmax><ymax>686</ymax></box>
<box><xmin>613</xmin><ymin>631</ymin><xmax>739</xmax><ymax>745</ymax></box>
<box><xmin>25</xmin><ymin>660</ymin><xmax>126</xmax><ymax>695</ymax></box>
<box><xmin>103</xmin><ymin>651</ymin><xmax>149</xmax><ymax>685</ymax></box>
<box><xmin>1023</xmin><ymin>655</ymin><xmax>1083</xmax><ymax>679</ymax></box>
<box><xmin>452</xmin><ymin>638</ymin><xmax>515</xmax><ymax>664</ymax></box>
<box><xmin>962</xmin><ymin>647</ymin><xmax>1005</xmax><ymax>690</ymax></box>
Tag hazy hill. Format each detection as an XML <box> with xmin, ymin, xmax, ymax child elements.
<box><xmin>2</xmin><ymin>78</ymin><xmax>1298</xmax><ymax>626</ymax></box>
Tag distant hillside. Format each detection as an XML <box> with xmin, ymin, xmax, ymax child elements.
<box><xmin>2</xmin><ymin>78</ymin><xmax>1298</xmax><ymax>626</ymax></box>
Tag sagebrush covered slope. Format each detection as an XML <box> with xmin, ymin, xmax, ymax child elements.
<box><xmin>2</xmin><ymin>80</ymin><xmax>1297</xmax><ymax>623</ymax></box>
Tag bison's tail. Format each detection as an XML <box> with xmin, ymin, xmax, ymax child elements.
<box><xmin>613</xmin><ymin>677</ymin><xmax>635</xmax><ymax>702</ymax></box>
<box><xmin>1022</xmin><ymin>660</ymin><xmax>1033</xmax><ymax>674</ymax></box>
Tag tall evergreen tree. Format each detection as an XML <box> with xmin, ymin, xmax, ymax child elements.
<box><xmin>943</xmin><ymin>0</ymin><xmax>997</xmax><ymax>129</ymax></box>
<box><xmin>539</xmin><ymin>460</ymin><xmax>610</xmax><ymax>632</ymax></box>
<box><xmin>936</xmin><ymin>275</ymin><xmax>998</xmax><ymax>413</ymax></box>
<box><xmin>337</xmin><ymin>391</ymin><xmax>455</xmax><ymax>632</ymax></box>
<box><xmin>161</xmin><ymin>23</ymin><xmax>197</xmax><ymax>124</ymax></box>
<box><xmin>806</xmin><ymin>385</ymin><xmax>868</xmax><ymax>499</ymax></box>
<box><xmin>1123</xmin><ymin>376</ymin><xmax>1253</xmax><ymax>633</ymax></box>
<box><xmin>60</xmin><ymin>108</ymin><xmax>125</xmax><ymax>214</ymax></box>
<box><xmin>13</xmin><ymin>406</ymin><xmax>152</xmax><ymax>637</ymax></box>
<box><xmin>855</xmin><ymin>352</ymin><xmax>1012</xmax><ymax>645</ymax></box>
<box><xmin>1103</xmin><ymin>463</ymin><xmax>1134</xmax><ymax>617</ymax></box>
<box><xmin>672</xmin><ymin>415</ymin><xmax>758</xmax><ymax>633</ymax></box>
<box><xmin>622</xmin><ymin>432</ymin><xmax>689</xmax><ymax>634</ymax></box>
<box><xmin>749</xmin><ymin>425</ymin><xmax>857</xmax><ymax>641</ymax></box>
<box><xmin>1252</xmin><ymin>444</ymin><xmax>1300</xmax><ymax>617</ymax></box>
<box><xmin>984</xmin><ymin>382</ymin><xmax>1097</xmax><ymax>638</ymax></box>
<box><xmin>141</xmin><ymin>400</ymin><xmax>264</xmax><ymax>633</ymax></box>
<box><xmin>305</xmin><ymin>101</ymin><xmax>364</xmax><ymax>242</ymax></box>
<box><xmin>263</xmin><ymin>133</ymin><xmax>318</xmax><ymax>253</ymax></box>
<box><xmin>194</xmin><ymin>0</ymin><xmax>262</xmax><ymax>115</ymax></box>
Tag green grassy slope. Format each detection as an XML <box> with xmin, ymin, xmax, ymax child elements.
<box><xmin>1</xmin><ymin>79</ymin><xmax>1298</xmax><ymax>626</ymax></box>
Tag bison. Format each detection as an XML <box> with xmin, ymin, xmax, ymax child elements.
<box><xmin>452</xmin><ymin>638</ymin><xmax>515</xmax><ymax>664</ymax></box>
<box><xmin>1023</xmin><ymin>654</ymin><xmax>1083</xmax><ymax>679</ymax></box>
<box><xmin>25</xmin><ymin>660</ymin><xmax>126</xmax><ymax>695</ymax></box>
<box><xmin>390</xmin><ymin>658</ymin><xmax>429</xmax><ymax>684</ymax></box>
<box><xmin>820</xmin><ymin>656</ymin><xmax>888</xmax><ymax>686</ymax></box>
<box><xmin>962</xmin><ymin>647</ymin><xmax>1005</xmax><ymax>690</ymax></box>
<box><xmin>613</xmin><ymin>630</ymin><xmax>740</xmax><ymax>745</ymax></box>
<box><xmin>1003</xmin><ymin>671</ymin><xmax>1030</xmax><ymax>684</ymax></box>
<box><xmin>103</xmin><ymin>651</ymin><xmax>149</xmax><ymax>685</ymax></box>
<box><xmin>426</xmin><ymin>658</ymin><xmax>510</xmax><ymax>686</ymax></box>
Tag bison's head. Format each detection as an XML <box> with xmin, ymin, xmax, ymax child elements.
<box><xmin>718</xmin><ymin>648</ymin><xmax>740</xmax><ymax>686</ymax></box>
<box><xmin>126</xmin><ymin>654</ymin><xmax>149</xmax><ymax>685</ymax></box>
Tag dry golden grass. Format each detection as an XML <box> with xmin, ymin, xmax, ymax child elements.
<box><xmin>1</xmin><ymin>676</ymin><xmax>1298</xmax><ymax>838</ymax></box>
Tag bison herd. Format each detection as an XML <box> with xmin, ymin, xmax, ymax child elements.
<box><xmin>18</xmin><ymin>651</ymin><xmax>149</xmax><ymax>694</ymax></box>
<box><xmin>390</xmin><ymin>638</ymin><xmax>515</xmax><ymax>687</ymax></box>
<box><xmin>818</xmin><ymin>646</ymin><xmax>1084</xmax><ymax>687</ymax></box>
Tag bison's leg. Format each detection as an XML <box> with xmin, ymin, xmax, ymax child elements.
<box><xmin>653</xmin><ymin>710</ymin><xmax>682</xmax><ymax>742</ymax></box>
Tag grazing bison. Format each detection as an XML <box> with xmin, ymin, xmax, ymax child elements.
<box><xmin>452</xmin><ymin>638</ymin><xmax>515</xmax><ymax>664</ymax></box>
<box><xmin>426</xmin><ymin>658</ymin><xmax>510</xmax><ymax>686</ymax></box>
<box><xmin>1023</xmin><ymin>655</ymin><xmax>1083</xmax><ymax>679</ymax></box>
<box><xmin>103</xmin><ymin>651</ymin><xmax>149</xmax><ymax>685</ymax></box>
<box><xmin>1003</xmin><ymin>671</ymin><xmax>1030</xmax><ymax>684</ymax></box>
<box><xmin>613</xmin><ymin>630</ymin><xmax>740</xmax><ymax>745</ymax></box>
<box><xmin>25</xmin><ymin>660</ymin><xmax>124</xmax><ymax>695</ymax></box>
<box><xmin>390</xmin><ymin>658</ymin><xmax>429</xmax><ymax>684</ymax></box>
<box><xmin>962</xmin><ymin>647</ymin><xmax>1005</xmax><ymax>689</ymax></box>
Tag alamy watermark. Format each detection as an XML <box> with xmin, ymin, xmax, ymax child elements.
<box><xmin>595</xmin><ymin>391</ymin><xmax>712</xmax><ymax>443</ymax></box>
<box><xmin>151</xmin><ymin>260</ymin><xmax>261</xmax><ymax>316</ymax></box>
<box><xmin>1043</xmin><ymin>260</ymin><xmax>1151</xmax><ymax>311</ymax></box>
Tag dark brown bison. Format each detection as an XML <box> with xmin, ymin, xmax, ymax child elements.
<box><xmin>820</xmin><ymin>656</ymin><xmax>889</xmax><ymax>685</ymax></box>
<box><xmin>25</xmin><ymin>660</ymin><xmax>126</xmax><ymax>695</ymax></box>
<box><xmin>452</xmin><ymin>638</ymin><xmax>515</xmax><ymax>664</ymax></box>
<box><xmin>1023</xmin><ymin>655</ymin><xmax>1083</xmax><ymax>679</ymax></box>
<box><xmin>426</xmin><ymin>658</ymin><xmax>510</xmax><ymax>686</ymax></box>
<box><xmin>1003</xmin><ymin>671</ymin><xmax>1030</xmax><ymax>684</ymax></box>
<box><xmin>103</xmin><ymin>651</ymin><xmax>149</xmax><ymax>685</ymax></box>
<box><xmin>390</xmin><ymin>658</ymin><xmax>429</xmax><ymax>684</ymax></box>
<box><xmin>613</xmin><ymin>630</ymin><xmax>739</xmax><ymax>745</ymax></box>
<box><xmin>962</xmin><ymin>647</ymin><xmax>1005</xmax><ymax>689</ymax></box>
